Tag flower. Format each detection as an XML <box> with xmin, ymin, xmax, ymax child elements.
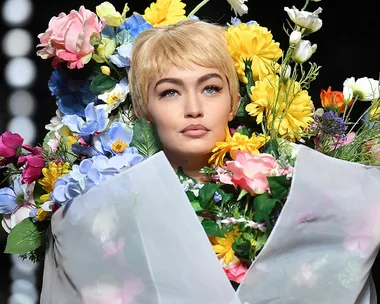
<box><xmin>320</xmin><ymin>86</ymin><xmax>352</xmax><ymax>113</ymax></box>
<box><xmin>38</xmin><ymin>162</ymin><xmax>71</xmax><ymax>202</ymax></box>
<box><xmin>119</xmin><ymin>13</ymin><xmax>153</xmax><ymax>38</ymax></box>
<box><xmin>226</xmin><ymin>23</ymin><xmax>283</xmax><ymax>83</ymax></box>
<box><xmin>48</xmin><ymin>67</ymin><xmax>98</xmax><ymax>117</ymax></box>
<box><xmin>315</xmin><ymin>111</ymin><xmax>346</xmax><ymax>136</ymax></box>
<box><xmin>30</xmin><ymin>207</ymin><xmax>50</xmax><ymax>222</ymax></box>
<box><xmin>96</xmin><ymin>2</ymin><xmax>129</xmax><ymax>26</ymax></box>
<box><xmin>62</xmin><ymin>103</ymin><xmax>109</xmax><ymax>136</ymax></box>
<box><xmin>222</xmin><ymin>151</ymin><xmax>280</xmax><ymax>195</ymax></box>
<box><xmin>246</xmin><ymin>74</ymin><xmax>314</xmax><ymax>141</ymax></box>
<box><xmin>93</xmin><ymin>37</ymin><xmax>117</xmax><ymax>63</ymax></box>
<box><xmin>224</xmin><ymin>261</ymin><xmax>248</xmax><ymax>283</ymax></box>
<box><xmin>343</xmin><ymin>77</ymin><xmax>380</xmax><ymax>102</ymax></box>
<box><xmin>20</xmin><ymin>154</ymin><xmax>45</xmax><ymax>184</ymax></box>
<box><xmin>0</xmin><ymin>131</ymin><xmax>23</xmax><ymax>160</ymax></box>
<box><xmin>209</xmin><ymin>126</ymin><xmax>268</xmax><ymax>167</ymax></box>
<box><xmin>226</xmin><ymin>0</ymin><xmax>248</xmax><ymax>17</ymax></box>
<box><xmin>143</xmin><ymin>0</ymin><xmax>186</xmax><ymax>27</ymax></box>
<box><xmin>98</xmin><ymin>78</ymin><xmax>129</xmax><ymax>112</ymax></box>
<box><xmin>284</xmin><ymin>6</ymin><xmax>323</xmax><ymax>34</ymax></box>
<box><xmin>36</xmin><ymin>6</ymin><xmax>105</xmax><ymax>69</ymax></box>
<box><xmin>99</xmin><ymin>122</ymin><xmax>134</xmax><ymax>155</ymax></box>
<box><xmin>45</xmin><ymin>110</ymin><xmax>64</xmax><ymax>131</ymax></box>
<box><xmin>211</xmin><ymin>229</ymin><xmax>240</xmax><ymax>266</ymax></box>
<box><xmin>2</xmin><ymin>203</ymin><xmax>35</xmax><ymax>233</ymax></box>
<box><xmin>289</xmin><ymin>30</ymin><xmax>301</xmax><ymax>45</ymax></box>
<box><xmin>291</xmin><ymin>40</ymin><xmax>317</xmax><ymax>64</ymax></box>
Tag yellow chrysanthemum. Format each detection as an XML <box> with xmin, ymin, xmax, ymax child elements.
<box><xmin>370</xmin><ymin>101</ymin><xmax>380</xmax><ymax>119</ymax></box>
<box><xmin>35</xmin><ymin>208</ymin><xmax>50</xmax><ymax>222</ymax></box>
<box><xmin>226</xmin><ymin>23</ymin><xmax>283</xmax><ymax>83</ymax></box>
<box><xmin>211</xmin><ymin>229</ymin><xmax>241</xmax><ymax>266</ymax></box>
<box><xmin>209</xmin><ymin>126</ymin><xmax>268</xmax><ymax>167</ymax></box>
<box><xmin>59</xmin><ymin>126</ymin><xmax>77</xmax><ymax>147</ymax></box>
<box><xmin>246</xmin><ymin>74</ymin><xmax>314</xmax><ymax>141</ymax></box>
<box><xmin>38</xmin><ymin>162</ymin><xmax>71</xmax><ymax>202</ymax></box>
<box><xmin>143</xmin><ymin>0</ymin><xmax>186</xmax><ymax>27</ymax></box>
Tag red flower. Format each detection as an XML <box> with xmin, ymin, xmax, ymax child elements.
<box><xmin>320</xmin><ymin>86</ymin><xmax>353</xmax><ymax>113</ymax></box>
<box><xmin>0</xmin><ymin>131</ymin><xmax>23</xmax><ymax>158</ymax></box>
<box><xmin>21</xmin><ymin>154</ymin><xmax>45</xmax><ymax>184</ymax></box>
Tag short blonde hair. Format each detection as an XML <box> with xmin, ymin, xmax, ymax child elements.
<box><xmin>129</xmin><ymin>19</ymin><xmax>240</xmax><ymax>118</ymax></box>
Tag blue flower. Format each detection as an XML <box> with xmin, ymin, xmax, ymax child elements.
<box><xmin>214</xmin><ymin>192</ymin><xmax>222</xmax><ymax>203</ymax></box>
<box><xmin>0</xmin><ymin>178</ymin><xmax>23</xmax><ymax>214</ymax></box>
<box><xmin>109</xmin><ymin>43</ymin><xmax>133</xmax><ymax>68</ymax></box>
<box><xmin>119</xmin><ymin>13</ymin><xmax>153</xmax><ymax>38</ymax></box>
<box><xmin>229</xmin><ymin>17</ymin><xmax>256</xmax><ymax>26</ymax></box>
<box><xmin>62</xmin><ymin>103</ymin><xmax>109</xmax><ymax>136</ymax></box>
<box><xmin>99</xmin><ymin>122</ymin><xmax>133</xmax><ymax>155</ymax></box>
<box><xmin>48</xmin><ymin>68</ymin><xmax>98</xmax><ymax>117</ymax></box>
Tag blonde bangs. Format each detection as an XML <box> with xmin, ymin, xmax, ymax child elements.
<box><xmin>129</xmin><ymin>19</ymin><xmax>240</xmax><ymax>118</ymax></box>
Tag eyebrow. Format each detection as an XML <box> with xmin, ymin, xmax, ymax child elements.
<box><xmin>154</xmin><ymin>73</ymin><xmax>223</xmax><ymax>89</ymax></box>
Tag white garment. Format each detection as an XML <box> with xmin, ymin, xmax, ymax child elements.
<box><xmin>40</xmin><ymin>146</ymin><xmax>380</xmax><ymax>303</ymax></box>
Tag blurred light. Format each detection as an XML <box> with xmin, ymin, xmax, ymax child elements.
<box><xmin>10</xmin><ymin>279</ymin><xmax>38</xmax><ymax>299</ymax></box>
<box><xmin>8</xmin><ymin>90</ymin><xmax>36</xmax><ymax>116</ymax></box>
<box><xmin>11</xmin><ymin>254</ymin><xmax>38</xmax><ymax>272</ymax></box>
<box><xmin>2</xmin><ymin>0</ymin><xmax>33</xmax><ymax>26</ymax></box>
<box><xmin>8</xmin><ymin>293</ymin><xmax>37</xmax><ymax>304</ymax></box>
<box><xmin>2</xmin><ymin>28</ymin><xmax>33</xmax><ymax>57</ymax></box>
<box><xmin>4</xmin><ymin>57</ymin><xmax>36</xmax><ymax>88</ymax></box>
<box><xmin>7</xmin><ymin>117</ymin><xmax>36</xmax><ymax>145</ymax></box>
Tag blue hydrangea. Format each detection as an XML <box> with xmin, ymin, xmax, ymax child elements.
<box><xmin>119</xmin><ymin>13</ymin><xmax>153</xmax><ymax>38</ymax></box>
<box><xmin>48</xmin><ymin>68</ymin><xmax>98</xmax><ymax>117</ymax></box>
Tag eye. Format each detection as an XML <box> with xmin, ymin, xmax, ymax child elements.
<box><xmin>159</xmin><ymin>89</ymin><xmax>179</xmax><ymax>98</ymax></box>
<box><xmin>203</xmin><ymin>85</ymin><xmax>222</xmax><ymax>95</ymax></box>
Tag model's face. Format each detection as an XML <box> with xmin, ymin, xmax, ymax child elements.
<box><xmin>147</xmin><ymin>64</ymin><xmax>234</xmax><ymax>159</ymax></box>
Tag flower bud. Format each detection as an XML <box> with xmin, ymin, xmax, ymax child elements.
<box><xmin>291</xmin><ymin>40</ymin><xmax>317</xmax><ymax>63</ymax></box>
<box><xmin>101</xmin><ymin>66</ymin><xmax>111</xmax><ymax>76</ymax></box>
<box><xmin>289</xmin><ymin>30</ymin><xmax>301</xmax><ymax>45</ymax></box>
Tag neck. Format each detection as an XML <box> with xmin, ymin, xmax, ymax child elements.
<box><xmin>164</xmin><ymin>150</ymin><xmax>210</xmax><ymax>183</ymax></box>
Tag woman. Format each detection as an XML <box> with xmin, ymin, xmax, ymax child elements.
<box><xmin>129</xmin><ymin>19</ymin><xmax>240</xmax><ymax>181</ymax></box>
<box><xmin>40</xmin><ymin>19</ymin><xmax>243</xmax><ymax>304</ymax></box>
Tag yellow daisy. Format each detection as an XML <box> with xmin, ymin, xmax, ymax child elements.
<box><xmin>226</xmin><ymin>23</ymin><xmax>283</xmax><ymax>83</ymax></box>
<box><xmin>246</xmin><ymin>74</ymin><xmax>314</xmax><ymax>141</ymax></box>
<box><xmin>209</xmin><ymin>126</ymin><xmax>268</xmax><ymax>167</ymax></box>
<box><xmin>38</xmin><ymin>162</ymin><xmax>71</xmax><ymax>202</ymax></box>
<box><xmin>370</xmin><ymin>101</ymin><xmax>380</xmax><ymax>119</ymax></box>
<box><xmin>211</xmin><ymin>228</ymin><xmax>241</xmax><ymax>266</ymax></box>
<box><xmin>143</xmin><ymin>0</ymin><xmax>186</xmax><ymax>27</ymax></box>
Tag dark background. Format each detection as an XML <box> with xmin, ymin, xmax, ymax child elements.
<box><xmin>1</xmin><ymin>0</ymin><xmax>380</xmax><ymax>302</ymax></box>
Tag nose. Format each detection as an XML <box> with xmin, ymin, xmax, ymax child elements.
<box><xmin>184</xmin><ymin>92</ymin><xmax>204</xmax><ymax>118</ymax></box>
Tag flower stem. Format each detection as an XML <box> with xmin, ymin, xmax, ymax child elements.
<box><xmin>188</xmin><ymin>0</ymin><xmax>211</xmax><ymax>18</ymax></box>
<box><xmin>302</xmin><ymin>0</ymin><xmax>310</xmax><ymax>11</ymax></box>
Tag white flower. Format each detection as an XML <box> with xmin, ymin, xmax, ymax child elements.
<box><xmin>98</xmin><ymin>77</ymin><xmax>129</xmax><ymax>113</ymax></box>
<box><xmin>343</xmin><ymin>77</ymin><xmax>380</xmax><ymax>102</ymax></box>
<box><xmin>291</xmin><ymin>40</ymin><xmax>317</xmax><ymax>63</ymax></box>
<box><xmin>280</xmin><ymin>64</ymin><xmax>291</xmax><ymax>78</ymax></box>
<box><xmin>227</xmin><ymin>0</ymin><xmax>248</xmax><ymax>17</ymax></box>
<box><xmin>289</xmin><ymin>30</ymin><xmax>302</xmax><ymax>45</ymax></box>
<box><xmin>284</xmin><ymin>6</ymin><xmax>323</xmax><ymax>33</ymax></box>
<box><xmin>45</xmin><ymin>109</ymin><xmax>64</xmax><ymax>131</ymax></box>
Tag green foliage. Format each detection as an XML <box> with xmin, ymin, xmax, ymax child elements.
<box><xmin>202</xmin><ymin>219</ymin><xmax>225</xmax><ymax>238</ymax></box>
<box><xmin>267</xmin><ymin>175</ymin><xmax>291</xmax><ymax>200</ymax></box>
<box><xmin>253</xmin><ymin>193</ymin><xmax>280</xmax><ymax>225</ymax></box>
<box><xmin>130</xmin><ymin>118</ymin><xmax>162</xmax><ymax>157</ymax></box>
<box><xmin>199</xmin><ymin>184</ymin><xmax>219</xmax><ymax>209</ymax></box>
<box><xmin>5</xmin><ymin>218</ymin><xmax>47</xmax><ymax>255</ymax></box>
<box><xmin>90</xmin><ymin>73</ymin><xmax>117</xmax><ymax>92</ymax></box>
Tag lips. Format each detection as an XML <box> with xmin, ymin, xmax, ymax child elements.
<box><xmin>181</xmin><ymin>124</ymin><xmax>209</xmax><ymax>137</ymax></box>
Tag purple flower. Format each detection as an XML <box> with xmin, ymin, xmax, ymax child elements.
<box><xmin>62</xmin><ymin>102</ymin><xmax>109</xmax><ymax>136</ymax></box>
<box><xmin>315</xmin><ymin>111</ymin><xmax>346</xmax><ymax>136</ymax></box>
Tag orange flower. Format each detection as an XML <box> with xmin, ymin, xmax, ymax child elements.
<box><xmin>320</xmin><ymin>86</ymin><xmax>353</xmax><ymax>113</ymax></box>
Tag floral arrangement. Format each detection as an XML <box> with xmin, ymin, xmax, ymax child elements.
<box><xmin>1</xmin><ymin>0</ymin><xmax>379</xmax><ymax>289</ymax></box>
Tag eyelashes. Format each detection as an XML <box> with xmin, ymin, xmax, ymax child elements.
<box><xmin>158</xmin><ymin>86</ymin><xmax>223</xmax><ymax>99</ymax></box>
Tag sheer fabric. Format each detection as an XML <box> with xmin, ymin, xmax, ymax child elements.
<box><xmin>40</xmin><ymin>146</ymin><xmax>380</xmax><ymax>303</ymax></box>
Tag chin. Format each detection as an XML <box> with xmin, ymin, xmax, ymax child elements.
<box><xmin>173</xmin><ymin>142</ymin><xmax>214</xmax><ymax>157</ymax></box>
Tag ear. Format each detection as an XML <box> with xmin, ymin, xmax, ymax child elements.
<box><xmin>229</xmin><ymin>94</ymin><xmax>241</xmax><ymax>121</ymax></box>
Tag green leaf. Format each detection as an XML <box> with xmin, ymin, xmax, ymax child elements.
<box><xmin>130</xmin><ymin>118</ymin><xmax>162</xmax><ymax>157</ymax></box>
<box><xmin>5</xmin><ymin>218</ymin><xmax>44</xmax><ymax>254</ymax></box>
<box><xmin>236</xmin><ymin>94</ymin><xmax>250</xmax><ymax>118</ymax></box>
<box><xmin>234</xmin><ymin>125</ymin><xmax>253</xmax><ymax>137</ymax></box>
<box><xmin>190</xmin><ymin>200</ymin><xmax>203</xmax><ymax>212</ymax></box>
<box><xmin>253</xmin><ymin>192</ymin><xmax>279</xmax><ymax>222</ymax></box>
<box><xmin>201</xmin><ymin>220</ymin><xmax>225</xmax><ymax>238</ymax></box>
<box><xmin>90</xmin><ymin>73</ymin><xmax>117</xmax><ymax>92</ymax></box>
<box><xmin>232</xmin><ymin>235</ymin><xmax>251</xmax><ymax>255</ymax></box>
<box><xmin>199</xmin><ymin>183</ymin><xmax>219</xmax><ymax>209</ymax></box>
<box><xmin>262</xmin><ymin>138</ymin><xmax>280</xmax><ymax>158</ymax></box>
<box><xmin>267</xmin><ymin>175</ymin><xmax>291</xmax><ymax>200</ymax></box>
<box><xmin>33</xmin><ymin>182</ymin><xmax>45</xmax><ymax>206</ymax></box>
<box><xmin>221</xmin><ymin>191</ymin><xmax>234</xmax><ymax>204</ymax></box>
<box><xmin>254</xmin><ymin>233</ymin><xmax>268</xmax><ymax>254</ymax></box>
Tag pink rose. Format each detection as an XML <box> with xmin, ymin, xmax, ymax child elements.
<box><xmin>224</xmin><ymin>261</ymin><xmax>248</xmax><ymax>283</ymax></box>
<box><xmin>2</xmin><ymin>203</ymin><xmax>35</xmax><ymax>233</ymax></box>
<box><xmin>0</xmin><ymin>131</ymin><xmax>23</xmax><ymax>158</ymax></box>
<box><xmin>223</xmin><ymin>151</ymin><xmax>279</xmax><ymax>195</ymax></box>
<box><xmin>37</xmin><ymin>6</ymin><xmax>105</xmax><ymax>69</ymax></box>
<box><xmin>20</xmin><ymin>154</ymin><xmax>45</xmax><ymax>184</ymax></box>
